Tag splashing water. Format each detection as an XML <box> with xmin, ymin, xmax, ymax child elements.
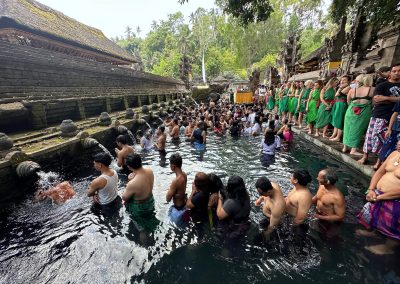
<box><xmin>98</xmin><ymin>144</ymin><xmax>112</xmax><ymax>157</ymax></box>
<box><xmin>144</xmin><ymin>121</ymin><xmax>152</xmax><ymax>130</ymax></box>
<box><xmin>158</xmin><ymin>117</ymin><xmax>164</xmax><ymax>124</ymax></box>
<box><xmin>127</xmin><ymin>130</ymin><xmax>136</xmax><ymax>145</ymax></box>
<box><xmin>36</xmin><ymin>171</ymin><xmax>62</xmax><ymax>190</ymax></box>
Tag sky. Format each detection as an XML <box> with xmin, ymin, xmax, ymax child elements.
<box><xmin>36</xmin><ymin>0</ymin><xmax>216</xmax><ymax>39</ymax></box>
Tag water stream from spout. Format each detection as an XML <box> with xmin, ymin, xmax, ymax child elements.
<box><xmin>145</xmin><ymin>121</ymin><xmax>152</xmax><ymax>130</ymax></box>
<box><xmin>98</xmin><ymin>144</ymin><xmax>112</xmax><ymax>157</ymax></box>
<box><xmin>127</xmin><ymin>130</ymin><xmax>136</xmax><ymax>145</ymax></box>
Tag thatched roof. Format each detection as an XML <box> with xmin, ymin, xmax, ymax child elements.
<box><xmin>0</xmin><ymin>0</ymin><xmax>138</xmax><ymax>63</ymax></box>
<box><xmin>212</xmin><ymin>76</ymin><xmax>229</xmax><ymax>83</ymax></box>
<box><xmin>288</xmin><ymin>70</ymin><xmax>320</xmax><ymax>82</ymax></box>
<box><xmin>300</xmin><ymin>46</ymin><xmax>326</xmax><ymax>64</ymax></box>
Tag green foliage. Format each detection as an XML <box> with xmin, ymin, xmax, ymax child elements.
<box><xmin>299</xmin><ymin>27</ymin><xmax>327</xmax><ymax>59</ymax></box>
<box><xmin>329</xmin><ymin>0</ymin><xmax>399</xmax><ymax>28</ymax></box>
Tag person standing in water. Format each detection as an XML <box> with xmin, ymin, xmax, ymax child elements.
<box><xmin>312</xmin><ymin>169</ymin><xmax>346</xmax><ymax>222</ymax></box>
<box><xmin>154</xmin><ymin>125</ymin><xmax>167</xmax><ymax>154</ymax></box>
<box><xmin>255</xmin><ymin>177</ymin><xmax>286</xmax><ymax>235</ymax></box>
<box><xmin>166</xmin><ymin>153</ymin><xmax>188</xmax><ymax>224</ymax></box>
<box><xmin>87</xmin><ymin>153</ymin><xmax>120</xmax><ymax>214</ymax></box>
<box><xmin>286</xmin><ymin>169</ymin><xmax>313</xmax><ymax>225</ymax></box>
<box><xmin>115</xmin><ymin>135</ymin><xmax>134</xmax><ymax>168</ymax></box>
<box><xmin>123</xmin><ymin>153</ymin><xmax>155</xmax><ymax>218</ymax></box>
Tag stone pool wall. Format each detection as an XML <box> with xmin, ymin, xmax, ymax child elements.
<box><xmin>0</xmin><ymin>40</ymin><xmax>188</xmax><ymax>133</ymax></box>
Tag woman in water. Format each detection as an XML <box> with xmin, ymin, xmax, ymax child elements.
<box><xmin>260</xmin><ymin>129</ymin><xmax>281</xmax><ymax>167</ymax></box>
<box><xmin>191</xmin><ymin>121</ymin><xmax>207</xmax><ymax>151</ymax></box>
<box><xmin>216</xmin><ymin>175</ymin><xmax>251</xmax><ymax>239</ymax></box>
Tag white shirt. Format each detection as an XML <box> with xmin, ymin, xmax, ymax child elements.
<box><xmin>140</xmin><ymin>136</ymin><xmax>153</xmax><ymax>150</ymax></box>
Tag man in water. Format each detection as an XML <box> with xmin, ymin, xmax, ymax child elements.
<box><xmin>154</xmin><ymin>125</ymin><xmax>166</xmax><ymax>154</ymax></box>
<box><xmin>115</xmin><ymin>135</ymin><xmax>134</xmax><ymax>168</ymax></box>
<box><xmin>123</xmin><ymin>153</ymin><xmax>155</xmax><ymax>219</ymax></box>
<box><xmin>254</xmin><ymin>177</ymin><xmax>286</xmax><ymax>234</ymax></box>
<box><xmin>166</xmin><ymin>153</ymin><xmax>188</xmax><ymax>224</ymax></box>
<box><xmin>285</xmin><ymin>169</ymin><xmax>313</xmax><ymax>225</ymax></box>
<box><xmin>170</xmin><ymin>118</ymin><xmax>180</xmax><ymax>139</ymax></box>
<box><xmin>312</xmin><ymin>169</ymin><xmax>345</xmax><ymax>222</ymax></box>
<box><xmin>357</xmin><ymin>141</ymin><xmax>400</xmax><ymax>254</ymax></box>
<box><xmin>87</xmin><ymin>153</ymin><xmax>120</xmax><ymax>214</ymax></box>
<box><xmin>35</xmin><ymin>181</ymin><xmax>75</xmax><ymax>204</ymax></box>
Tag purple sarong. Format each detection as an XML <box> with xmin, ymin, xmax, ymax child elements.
<box><xmin>358</xmin><ymin>190</ymin><xmax>400</xmax><ymax>240</ymax></box>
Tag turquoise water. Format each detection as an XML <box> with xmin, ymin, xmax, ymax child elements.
<box><xmin>0</xmin><ymin>134</ymin><xmax>399</xmax><ymax>284</ymax></box>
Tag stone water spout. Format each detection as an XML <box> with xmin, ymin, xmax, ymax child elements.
<box><xmin>116</xmin><ymin>125</ymin><xmax>128</xmax><ymax>134</ymax></box>
<box><xmin>142</xmin><ymin>105</ymin><xmax>150</xmax><ymax>114</ymax></box>
<box><xmin>151</xmin><ymin>103</ymin><xmax>159</xmax><ymax>110</ymax></box>
<box><xmin>81</xmin><ymin>137</ymin><xmax>100</xmax><ymax>149</ymax></box>
<box><xmin>16</xmin><ymin>160</ymin><xmax>41</xmax><ymax>179</ymax></box>
<box><xmin>125</xmin><ymin>108</ymin><xmax>135</xmax><ymax>119</ymax></box>
<box><xmin>99</xmin><ymin>112</ymin><xmax>111</xmax><ymax>126</ymax></box>
<box><xmin>60</xmin><ymin>120</ymin><xmax>78</xmax><ymax>137</ymax></box>
<box><xmin>0</xmin><ymin>133</ymin><xmax>13</xmax><ymax>152</ymax></box>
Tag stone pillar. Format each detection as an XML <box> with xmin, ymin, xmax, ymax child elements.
<box><xmin>29</xmin><ymin>102</ymin><xmax>47</xmax><ymax>130</ymax></box>
<box><xmin>123</xmin><ymin>96</ymin><xmax>129</xmax><ymax>109</ymax></box>
<box><xmin>77</xmin><ymin>100</ymin><xmax>86</xmax><ymax>120</ymax></box>
<box><xmin>157</xmin><ymin>95</ymin><xmax>161</xmax><ymax>103</ymax></box>
<box><xmin>105</xmin><ymin>97</ymin><xmax>111</xmax><ymax>113</ymax></box>
<box><xmin>138</xmin><ymin>95</ymin><xmax>142</xmax><ymax>107</ymax></box>
<box><xmin>148</xmin><ymin>94</ymin><xmax>152</xmax><ymax>105</ymax></box>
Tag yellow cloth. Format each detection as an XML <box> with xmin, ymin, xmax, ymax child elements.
<box><xmin>235</xmin><ymin>92</ymin><xmax>253</xmax><ymax>103</ymax></box>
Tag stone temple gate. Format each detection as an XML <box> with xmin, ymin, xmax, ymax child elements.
<box><xmin>0</xmin><ymin>0</ymin><xmax>188</xmax><ymax>133</ymax></box>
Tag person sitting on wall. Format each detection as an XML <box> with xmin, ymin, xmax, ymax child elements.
<box><xmin>115</xmin><ymin>135</ymin><xmax>134</xmax><ymax>168</ymax></box>
<box><xmin>35</xmin><ymin>181</ymin><xmax>76</xmax><ymax>204</ymax></box>
<box><xmin>357</xmin><ymin>140</ymin><xmax>400</xmax><ymax>254</ymax></box>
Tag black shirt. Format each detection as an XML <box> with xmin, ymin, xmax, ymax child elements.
<box><xmin>372</xmin><ymin>81</ymin><xmax>400</xmax><ymax>121</ymax></box>
<box><xmin>222</xmin><ymin>197</ymin><xmax>251</xmax><ymax>222</ymax></box>
<box><xmin>190</xmin><ymin>191</ymin><xmax>209</xmax><ymax>222</ymax></box>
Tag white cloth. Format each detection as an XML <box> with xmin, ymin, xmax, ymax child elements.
<box><xmin>260</xmin><ymin>136</ymin><xmax>281</xmax><ymax>155</ymax></box>
<box><xmin>252</xmin><ymin>123</ymin><xmax>261</xmax><ymax>135</ymax></box>
<box><xmin>140</xmin><ymin>136</ymin><xmax>153</xmax><ymax>150</ymax></box>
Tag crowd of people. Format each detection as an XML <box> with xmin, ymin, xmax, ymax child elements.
<box><xmin>253</xmin><ymin>63</ymin><xmax>400</xmax><ymax>170</ymax></box>
<box><xmin>35</xmin><ymin>63</ymin><xmax>400</xmax><ymax>255</ymax></box>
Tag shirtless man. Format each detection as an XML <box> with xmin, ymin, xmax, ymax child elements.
<box><xmin>185</xmin><ymin>119</ymin><xmax>195</xmax><ymax>138</ymax></box>
<box><xmin>166</xmin><ymin>153</ymin><xmax>188</xmax><ymax>224</ymax></box>
<box><xmin>154</xmin><ymin>125</ymin><xmax>166</xmax><ymax>153</ymax></box>
<box><xmin>123</xmin><ymin>153</ymin><xmax>155</xmax><ymax>217</ymax></box>
<box><xmin>170</xmin><ymin>118</ymin><xmax>180</xmax><ymax>139</ymax></box>
<box><xmin>254</xmin><ymin>177</ymin><xmax>286</xmax><ymax>234</ymax></box>
<box><xmin>115</xmin><ymin>135</ymin><xmax>134</xmax><ymax>168</ymax></box>
<box><xmin>285</xmin><ymin>169</ymin><xmax>313</xmax><ymax>225</ymax></box>
<box><xmin>357</xmin><ymin>141</ymin><xmax>400</xmax><ymax>254</ymax></box>
<box><xmin>312</xmin><ymin>169</ymin><xmax>345</xmax><ymax>222</ymax></box>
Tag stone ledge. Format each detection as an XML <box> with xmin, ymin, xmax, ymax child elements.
<box><xmin>293</xmin><ymin>127</ymin><xmax>374</xmax><ymax>177</ymax></box>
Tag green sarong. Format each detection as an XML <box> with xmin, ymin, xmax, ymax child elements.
<box><xmin>331</xmin><ymin>95</ymin><xmax>348</xmax><ymax>130</ymax></box>
<box><xmin>306</xmin><ymin>89</ymin><xmax>320</xmax><ymax>124</ymax></box>
<box><xmin>288</xmin><ymin>96</ymin><xmax>296</xmax><ymax>114</ymax></box>
<box><xmin>343</xmin><ymin>102</ymin><xmax>372</xmax><ymax>148</ymax></box>
<box><xmin>315</xmin><ymin>88</ymin><xmax>335</xmax><ymax>129</ymax></box>
<box><xmin>279</xmin><ymin>89</ymin><xmax>289</xmax><ymax>113</ymax></box>
<box><xmin>292</xmin><ymin>97</ymin><xmax>299</xmax><ymax>115</ymax></box>
<box><xmin>267</xmin><ymin>95</ymin><xmax>275</xmax><ymax>110</ymax></box>
<box><xmin>299</xmin><ymin>88</ymin><xmax>311</xmax><ymax>113</ymax></box>
<box><xmin>275</xmin><ymin>90</ymin><xmax>281</xmax><ymax>112</ymax></box>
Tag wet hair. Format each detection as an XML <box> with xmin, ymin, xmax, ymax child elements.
<box><xmin>391</xmin><ymin>63</ymin><xmax>400</xmax><ymax>69</ymax></box>
<box><xmin>255</xmin><ymin>177</ymin><xmax>273</xmax><ymax>193</ymax></box>
<box><xmin>226</xmin><ymin>175</ymin><xmax>248</xmax><ymax>204</ymax></box>
<box><xmin>116</xmin><ymin>135</ymin><xmax>127</xmax><ymax>145</ymax></box>
<box><xmin>169</xmin><ymin>153</ymin><xmax>182</xmax><ymax>168</ymax></box>
<box><xmin>94</xmin><ymin>152</ymin><xmax>112</xmax><ymax>167</ymax></box>
<box><xmin>322</xmin><ymin>168</ymin><xmax>338</xmax><ymax>185</ymax></box>
<box><xmin>254</xmin><ymin>116</ymin><xmax>261</xmax><ymax>124</ymax></box>
<box><xmin>173</xmin><ymin>118</ymin><xmax>179</xmax><ymax>125</ymax></box>
<box><xmin>293</xmin><ymin>169</ymin><xmax>312</xmax><ymax>186</ymax></box>
<box><xmin>264</xmin><ymin>129</ymin><xmax>275</xmax><ymax>146</ymax></box>
<box><xmin>159</xmin><ymin>125</ymin><xmax>165</xmax><ymax>133</ymax></box>
<box><xmin>268</xmin><ymin>120</ymin><xmax>275</xmax><ymax>130</ymax></box>
<box><xmin>125</xmin><ymin>153</ymin><xmax>142</xmax><ymax>169</ymax></box>
<box><xmin>283</xmin><ymin>118</ymin><xmax>289</xmax><ymax>125</ymax></box>
<box><xmin>194</xmin><ymin>172</ymin><xmax>210</xmax><ymax>192</ymax></box>
<box><xmin>274</xmin><ymin>114</ymin><xmax>279</xmax><ymax>120</ymax></box>
<box><xmin>208</xmin><ymin>173</ymin><xmax>224</xmax><ymax>194</ymax></box>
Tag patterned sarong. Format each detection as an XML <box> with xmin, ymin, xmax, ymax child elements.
<box><xmin>358</xmin><ymin>190</ymin><xmax>400</xmax><ymax>240</ymax></box>
<box><xmin>379</xmin><ymin>131</ymin><xmax>400</xmax><ymax>161</ymax></box>
<box><xmin>362</xmin><ymin>118</ymin><xmax>388</xmax><ymax>154</ymax></box>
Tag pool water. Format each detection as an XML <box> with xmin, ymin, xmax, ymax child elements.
<box><xmin>0</xmin><ymin>134</ymin><xmax>399</xmax><ymax>284</ymax></box>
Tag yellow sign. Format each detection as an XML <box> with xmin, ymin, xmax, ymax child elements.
<box><xmin>328</xmin><ymin>61</ymin><xmax>341</xmax><ymax>70</ymax></box>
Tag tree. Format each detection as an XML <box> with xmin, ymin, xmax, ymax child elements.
<box><xmin>179</xmin><ymin>0</ymin><xmax>274</xmax><ymax>25</ymax></box>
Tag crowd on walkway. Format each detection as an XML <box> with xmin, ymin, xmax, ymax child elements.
<box><xmin>253</xmin><ymin>63</ymin><xmax>400</xmax><ymax>171</ymax></box>
<box><xmin>35</xmin><ymin>63</ymin><xmax>400</xmax><ymax>255</ymax></box>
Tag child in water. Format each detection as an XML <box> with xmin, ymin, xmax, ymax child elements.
<box><xmin>283</xmin><ymin>124</ymin><xmax>294</xmax><ymax>143</ymax></box>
